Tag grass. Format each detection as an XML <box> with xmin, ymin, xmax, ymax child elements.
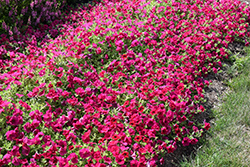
<box><xmin>179</xmin><ymin>46</ymin><xmax>250</xmax><ymax>167</ymax></box>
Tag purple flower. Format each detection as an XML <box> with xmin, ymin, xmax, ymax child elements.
<box><xmin>88</xmin><ymin>48</ymin><xmax>93</xmax><ymax>52</ymax></box>
<box><xmin>32</xmin><ymin>11</ymin><xmax>37</xmax><ymax>18</ymax></box>
<box><xmin>9</xmin><ymin>9</ymin><xmax>13</xmax><ymax>17</ymax></box>
<box><xmin>2</xmin><ymin>21</ymin><xmax>7</xmax><ymax>31</ymax></box>
<box><xmin>30</xmin><ymin>1</ymin><xmax>34</xmax><ymax>9</ymax></box>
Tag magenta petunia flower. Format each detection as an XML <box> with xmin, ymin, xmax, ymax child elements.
<box><xmin>22</xmin><ymin>144</ymin><xmax>30</xmax><ymax>156</ymax></box>
<box><xmin>79</xmin><ymin>148</ymin><xmax>91</xmax><ymax>159</ymax></box>
<box><xmin>182</xmin><ymin>137</ymin><xmax>190</xmax><ymax>147</ymax></box>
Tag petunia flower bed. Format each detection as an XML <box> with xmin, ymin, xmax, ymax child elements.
<box><xmin>0</xmin><ymin>0</ymin><xmax>250</xmax><ymax>166</ymax></box>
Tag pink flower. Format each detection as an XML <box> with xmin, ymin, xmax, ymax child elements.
<box><xmin>131</xmin><ymin>39</ymin><xmax>139</xmax><ymax>47</ymax></box>
<box><xmin>166</xmin><ymin>110</ymin><xmax>174</xmax><ymax>121</ymax></box>
<box><xmin>12</xmin><ymin>157</ymin><xmax>20</xmax><ymax>166</ymax></box>
<box><xmin>116</xmin><ymin>154</ymin><xmax>125</xmax><ymax>165</ymax></box>
<box><xmin>96</xmin><ymin>163</ymin><xmax>106</xmax><ymax>167</ymax></box>
<box><xmin>115</xmin><ymin>40</ymin><xmax>124</xmax><ymax>47</ymax></box>
<box><xmin>213</xmin><ymin>67</ymin><xmax>218</xmax><ymax>74</ymax></box>
<box><xmin>205</xmin><ymin>44</ymin><xmax>211</xmax><ymax>50</ymax></box>
<box><xmin>62</xmin><ymin>91</ymin><xmax>71</xmax><ymax>98</ymax></box>
<box><xmin>43</xmin><ymin>111</ymin><xmax>52</xmax><ymax>122</ymax></box>
<box><xmin>39</xmin><ymin>89</ymin><xmax>45</xmax><ymax>96</ymax></box>
<box><xmin>116</xmin><ymin>46</ymin><xmax>122</xmax><ymax>51</ymax></box>
<box><xmin>92</xmin><ymin>43</ymin><xmax>97</xmax><ymax>48</ymax></box>
<box><xmin>123</xmin><ymin>136</ymin><xmax>132</xmax><ymax>146</ymax></box>
<box><xmin>66</xmin><ymin>96</ymin><xmax>78</xmax><ymax>106</ymax></box>
<box><xmin>191</xmin><ymin>138</ymin><xmax>198</xmax><ymax>145</ymax></box>
<box><xmin>108</xmin><ymin>144</ymin><xmax>120</xmax><ymax>155</ymax></box>
<box><xmin>182</xmin><ymin>137</ymin><xmax>190</xmax><ymax>146</ymax></box>
<box><xmin>193</xmin><ymin>126</ymin><xmax>199</xmax><ymax>132</ymax></box>
<box><xmin>148</xmin><ymin>129</ymin><xmax>156</xmax><ymax>138</ymax></box>
<box><xmin>27</xmin><ymin>91</ymin><xmax>34</xmax><ymax>98</ymax></box>
<box><xmin>75</xmin><ymin>87</ymin><xmax>85</xmax><ymax>96</ymax></box>
<box><xmin>22</xmin><ymin>144</ymin><xmax>30</xmax><ymax>156</ymax></box>
<box><xmin>38</xmin><ymin>83</ymin><xmax>46</xmax><ymax>89</ymax></box>
<box><xmin>144</xmin><ymin>37</ymin><xmax>150</xmax><ymax>44</ymax></box>
<box><xmin>23</xmin><ymin>122</ymin><xmax>32</xmax><ymax>133</ymax></box>
<box><xmin>59</xmin><ymin>147</ymin><xmax>67</xmax><ymax>156</ymax></box>
<box><xmin>128</xmin><ymin>128</ymin><xmax>135</xmax><ymax>136</ymax></box>
<box><xmin>185</xmin><ymin>37</ymin><xmax>193</xmax><ymax>43</ymax></box>
<box><xmin>145</xmin><ymin>144</ymin><xmax>153</xmax><ymax>153</ymax></box>
<box><xmin>19</xmin><ymin>100</ymin><xmax>31</xmax><ymax>110</ymax></box>
<box><xmin>93</xmin><ymin>151</ymin><xmax>102</xmax><ymax>162</ymax></box>
<box><xmin>58</xmin><ymin>157</ymin><xmax>68</xmax><ymax>167</ymax></box>
<box><xmin>204</xmin><ymin>122</ymin><xmax>211</xmax><ymax>130</ymax></box>
<box><xmin>31</xmin><ymin>119</ymin><xmax>40</xmax><ymax>128</ymax></box>
<box><xmin>167</xmin><ymin>145</ymin><xmax>176</xmax><ymax>153</ymax></box>
<box><xmin>132</xmin><ymin>143</ymin><xmax>140</xmax><ymax>151</ymax></box>
<box><xmin>56</xmin><ymin>81</ymin><xmax>63</xmax><ymax>87</ymax></box>
<box><xmin>10</xmin><ymin>146</ymin><xmax>20</xmax><ymax>157</ymax></box>
<box><xmin>67</xmin><ymin>153</ymin><xmax>78</xmax><ymax>164</ymax></box>
<box><xmin>199</xmin><ymin>105</ymin><xmax>205</xmax><ymax>112</ymax></box>
<box><xmin>103</xmin><ymin>156</ymin><xmax>112</xmax><ymax>164</ymax></box>
<box><xmin>16</xmin><ymin>93</ymin><xmax>24</xmax><ymax>98</ymax></box>
<box><xmin>161</xmin><ymin>126</ymin><xmax>171</xmax><ymax>135</ymax></box>
<box><xmin>79</xmin><ymin>148</ymin><xmax>91</xmax><ymax>159</ymax></box>
<box><xmin>30</xmin><ymin>1</ymin><xmax>34</xmax><ymax>9</ymax></box>
<box><xmin>96</xmin><ymin>47</ymin><xmax>102</xmax><ymax>54</ymax></box>
<box><xmin>3</xmin><ymin>153</ymin><xmax>12</xmax><ymax>164</ymax></box>
<box><xmin>130</xmin><ymin>160</ymin><xmax>139</xmax><ymax>167</ymax></box>
<box><xmin>33</xmin><ymin>153</ymin><xmax>41</xmax><ymax>160</ymax></box>
<box><xmin>8</xmin><ymin>115</ymin><xmax>23</xmax><ymax>126</ymax></box>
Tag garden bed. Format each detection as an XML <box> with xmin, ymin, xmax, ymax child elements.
<box><xmin>0</xmin><ymin>0</ymin><xmax>250</xmax><ymax>166</ymax></box>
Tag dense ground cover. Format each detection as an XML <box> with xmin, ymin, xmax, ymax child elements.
<box><xmin>0</xmin><ymin>0</ymin><xmax>250</xmax><ymax>166</ymax></box>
